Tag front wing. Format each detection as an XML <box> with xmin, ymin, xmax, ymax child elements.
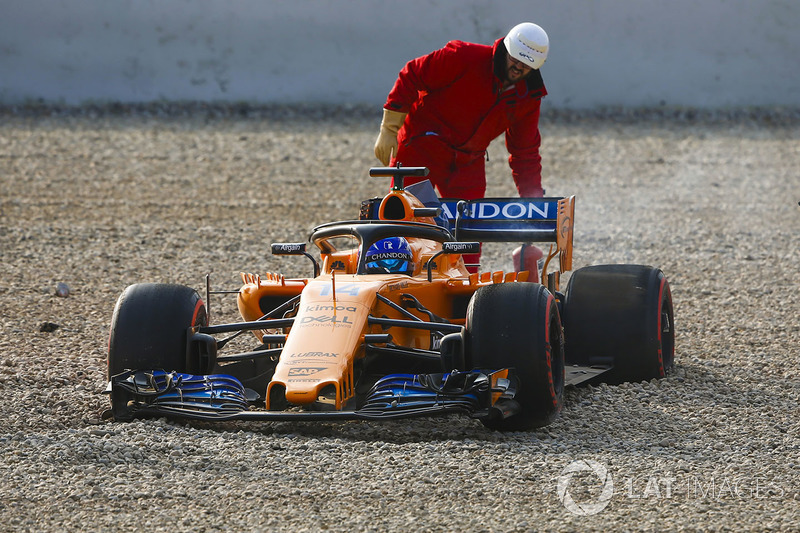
<box><xmin>109</xmin><ymin>369</ymin><xmax>519</xmax><ymax>423</ymax></box>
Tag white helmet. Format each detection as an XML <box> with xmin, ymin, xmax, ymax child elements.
<box><xmin>504</xmin><ymin>22</ymin><xmax>549</xmax><ymax>70</ymax></box>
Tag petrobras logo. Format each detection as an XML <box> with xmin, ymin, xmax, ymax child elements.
<box><xmin>387</xmin><ymin>280</ymin><xmax>409</xmax><ymax>292</ymax></box>
<box><xmin>440</xmin><ymin>200</ymin><xmax>552</xmax><ymax>220</ymax></box>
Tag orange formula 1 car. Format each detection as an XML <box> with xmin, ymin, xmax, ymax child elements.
<box><xmin>107</xmin><ymin>166</ymin><xmax>675</xmax><ymax>430</ymax></box>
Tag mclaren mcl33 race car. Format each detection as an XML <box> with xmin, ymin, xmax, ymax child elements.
<box><xmin>106</xmin><ymin>166</ymin><xmax>675</xmax><ymax>431</ymax></box>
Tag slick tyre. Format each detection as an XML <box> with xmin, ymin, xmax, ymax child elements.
<box><xmin>466</xmin><ymin>283</ymin><xmax>565</xmax><ymax>430</ymax></box>
<box><xmin>562</xmin><ymin>265</ymin><xmax>674</xmax><ymax>384</ymax></box>
<box><xmin>107</xmin><ymin>283</ymin><xmax>207</xmax><ymax>378</ymax></box>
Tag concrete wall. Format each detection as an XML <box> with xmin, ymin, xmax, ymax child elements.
<box><xmin>1</xmin><ymin>0</ymin><xmax>798</xmax><ymax>109</ymax></box>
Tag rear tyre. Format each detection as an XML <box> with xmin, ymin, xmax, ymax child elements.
<box><xmin>562</xmin><ymin>265</ymin><xmax>674</xmax><ymax>384</ymax></box>
<box><xmin>107</xmin><ymin>283</ymin><xmax>207</xmax><ymax>378</ymax></box>
<box><xmin>466</xmin><ymin>283</ymin><xmax>565</xmax><ymax>430</ymax></box>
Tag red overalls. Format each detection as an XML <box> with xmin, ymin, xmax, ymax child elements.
<box><xmin>384</xmin><ymin>38</ymin><xmax>547</xmax><ymax>200</ymax></box>
<box><xmin>384</xmin><ymin>38</ymin><xmax>547</xmax><ymax>270</ymax></box>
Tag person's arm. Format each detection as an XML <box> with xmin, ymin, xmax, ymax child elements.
<box><xmin>376</xmin><ymin>41</ymin><xmax>471</xmax><ymax>164</ymax></box>
<box><xmin>384</xmin><ymin>41</ymin><xmax>471</xmax><ymax>112</ymax></box>
<box><xmin>505</xmin><ymin>103</ymin><xmax>544</xmax><ymax>197</ymax></box>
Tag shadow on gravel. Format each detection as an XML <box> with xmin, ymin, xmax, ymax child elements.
<box><xmin>80</xmin><ymin>358</ymin><xmax>790</xmax><ymax>474</ymax></box>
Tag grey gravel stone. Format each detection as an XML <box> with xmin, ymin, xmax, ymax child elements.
<box><xmin>0</xmin><ymin>105</ymin><xmax>798</xmax><ymax>532</ymax></box>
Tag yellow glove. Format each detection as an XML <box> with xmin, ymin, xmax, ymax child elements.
<box><xmin>374</xmin><ymin>109</ymin><xmax>407</xmax><ymax>165</ymax></box>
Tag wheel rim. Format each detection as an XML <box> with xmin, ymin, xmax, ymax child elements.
<box><xmin>659</xmin><ymin>300</ymin><xmax>675</xmax><ymax>373</ymax></box>
<box><xmin>549</xmin><ymin>315</ymin><xmax>565</xmax><ymax>402</ymax></box>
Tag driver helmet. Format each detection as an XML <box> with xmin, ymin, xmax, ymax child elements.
<box><xmin>504</xmin><ymin>22</ymin><xmax>549</xmax><ymax>70</ymax></box>
<box><xmin>365</xmin><ymin>237</ymin><xmax>414</xmax><ymax>275</ymax></box>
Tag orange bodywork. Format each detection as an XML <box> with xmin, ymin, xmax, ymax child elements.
<box><xmin>236</xmin><ymin>187</ymin><xmax>575</xmax><ymax>411</ymax></box>
<box><xmin>239</xmin><ymin>273</ymin><xmax>482</xmax><ymax>409</ymax></box>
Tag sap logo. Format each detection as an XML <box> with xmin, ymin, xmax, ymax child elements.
<box><xmin>300</xmin><ymin>315</ymin><xmax>353</xmax><ymax>324</ymax></box>
<box><xmin>306</xmin><ymin>304</ymin><xmax>357</xmax><ymax>312</ymax></box>
<box><xmin>320</xmin><ymin>283</ymin><xmax>361</xmax><ymax>296</ymax></box>
<box><xmin>440</xmin><ymin>201</ymin><xmax>550</xmax><ymax>220</ymax></box>
<box><xmin>288</xmin><ymin>367</ymin><xmax>325</xmax><ymax>377</ymax></box>
<box><xmin>289</xmin><ymin>352</ymin><xmax>338</xmax><ymax>359</ymax></box>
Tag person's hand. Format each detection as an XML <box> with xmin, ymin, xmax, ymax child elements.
<box><xmin>374</xmin><ymin>109</ymin><xmax>407</xmax><ymax>165</ymax></box>
<box><xmin>519</xmin><ymin>185</ymin><xmax>545</xmax><ymax>198</ymax></box>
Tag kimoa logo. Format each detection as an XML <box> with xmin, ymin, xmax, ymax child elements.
<box><xmin>306</xmin><ymin>304</ymin><xmax>357</xmax><ymax>312</ymax></box>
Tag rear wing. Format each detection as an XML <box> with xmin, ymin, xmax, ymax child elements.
<box><xmin>361</xmin><ymin>171</ymin><xmax>574</xmax><ymax>274</ymax></box>
<box><xmin>441</xmin><ymin>197</ymin><xmax>575</xmax><ymax>273</ymax></box>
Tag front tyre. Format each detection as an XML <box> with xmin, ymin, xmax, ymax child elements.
<box><xmin>466</xmin><ymin>283</ymin><xmax>565</xmax><ymax>430</ymax></box>
<box><xmin>562</xmin><ymin>265</ymin><xmax>675</xmax><ymax>384</ymax></box>
<box><xmin>107</xmin><ymin>283</ymin><xmax>208</xmax><ymax>378</ymax></box>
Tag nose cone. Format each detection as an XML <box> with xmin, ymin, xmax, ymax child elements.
<box><xmin>267</xmin><ymin>278</ymin><xmax>374</xmax><ymax>409</ymax></box>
